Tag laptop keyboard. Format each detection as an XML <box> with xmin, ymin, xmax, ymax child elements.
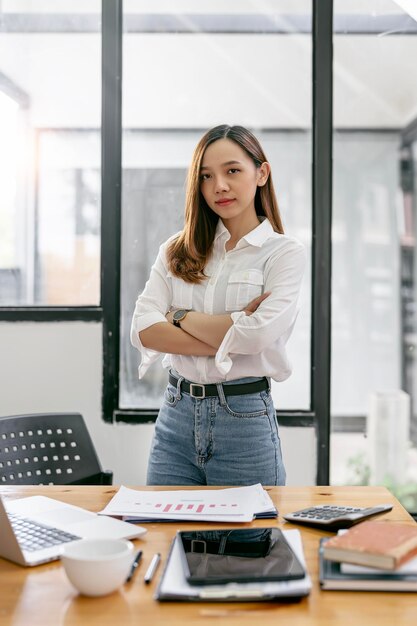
<box><xmin>9</xmin><ymin>513</ymin><xmax>81</xmax><ymax>552</ymax></box>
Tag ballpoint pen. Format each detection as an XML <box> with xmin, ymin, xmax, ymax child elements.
<box><xmin>144</xmin><ymin>553</ymin><xmax>161</xmax><ymax>584</ymax></box>
<box><xmin>126</xmin><ymin>549</ymin><xmax>143</xmax><ymax>583</ymax></box>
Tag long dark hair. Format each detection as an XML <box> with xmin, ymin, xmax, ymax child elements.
<box><xmin>167</xmin><ymin>124</ymin><xmax>284</xmax><ymax>283</ymax></box>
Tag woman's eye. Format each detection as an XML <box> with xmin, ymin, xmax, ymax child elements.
<box><xmin>228</xmin><ymin>168</ymin><xmax>240</xmax><ymax>174</ymax></box>
<box><xmin>200</xmin><ymin>173</ymin><xmax>210</xmax><ymax>181</ymax></box>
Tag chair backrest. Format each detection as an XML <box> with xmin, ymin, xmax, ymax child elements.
<box><xmin>0</xmin><ymin>413</ymin><xmax>113</xmax><ymax>486</ymax></box>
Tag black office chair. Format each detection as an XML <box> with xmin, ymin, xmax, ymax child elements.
<box><xmin>0</xmin><ymin>413</ymin><xmax>113</xmax><ymax>486</ymax></box>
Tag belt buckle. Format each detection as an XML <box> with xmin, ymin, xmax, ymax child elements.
<box><xmin>190</xmin><ymin>383</ymin><xmax>205</xmax><ymax>399</ymax></box>
<box><xmin>191</xmin><ymin>539</ymin><xmax>207</xmax><ymax>554</ymax></box>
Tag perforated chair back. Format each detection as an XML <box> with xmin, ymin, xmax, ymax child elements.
<box><xmin>0</xmin><ymin>413</ymin><xmax>113</xmax><ymax>486</ymax></box>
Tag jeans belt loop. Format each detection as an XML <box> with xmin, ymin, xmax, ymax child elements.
<box><xmin>216</xmin><ymin>382</ymin><xmax>227</xmax><ymax>406</ymax></box>
<box><xmin>189</xmin><ymin>383</ymin><xmax>205</xmax><ymax>399</ymax></box>
<box><xmin>175</xmin><ymin>373</ymin><xmax>184</xmax><ymax>399</ymax></box>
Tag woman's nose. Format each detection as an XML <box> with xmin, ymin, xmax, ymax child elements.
<box><xmin>214</xmin><ymin>176</ymin><xmax>230</xmax><ymax>193</ymax></box>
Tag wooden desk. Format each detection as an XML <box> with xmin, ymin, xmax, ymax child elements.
<box><xmin>0</xmin><ymin>485</ymin><xmax>416</xmax><ymax>625</ymax></box>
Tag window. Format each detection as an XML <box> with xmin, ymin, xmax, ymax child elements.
<box><xmin>119</xmin><ymin>1</ymin><xmax>312</xmax><ymax>414</ymax></box>
<box><xmin>331</xmin><ymin>0</ymin><xmax>417</xmax><ymax>512</ymax></box>
<box><xmin>0</xmin><ymin>1</ymin><xmax>101</xmax><ymax>306</ymax></box>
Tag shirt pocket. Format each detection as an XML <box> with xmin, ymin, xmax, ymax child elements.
<box><xmin>225</xmin><ymin>269</ymin><xmax>264</xmax><ymax>311</ymax></box>
<box><xmin>169</xmin><ymin>273</ymin><xmax>194</xmax><ymax>309</ymax></box>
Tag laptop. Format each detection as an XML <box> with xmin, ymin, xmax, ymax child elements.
<box><xmin>0</xmin><ymin>495</ymin><xmax>147</xmax><ymax>567</ymax></box>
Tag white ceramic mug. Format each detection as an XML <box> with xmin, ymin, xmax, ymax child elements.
<box><xmin>61</xmin><ymin>538</ymin><xmax>135</xmax><ymax>597</ymax></box>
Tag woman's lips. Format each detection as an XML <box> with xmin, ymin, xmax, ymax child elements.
<box><xmin>215</xmin><ymin>199</ymin><xmax>235</xmax><ymax>206</ymax></box>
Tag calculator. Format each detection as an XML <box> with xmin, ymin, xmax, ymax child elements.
<box><xmin>283</xmin><ymin>503</ymin><xmax>393</xmax><ymax>529</ymax></box>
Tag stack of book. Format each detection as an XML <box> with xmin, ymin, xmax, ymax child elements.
<box><xmin>319</xmin><ymin>520</ymin><xmax>417</xmax><ymax>591</ymax></box>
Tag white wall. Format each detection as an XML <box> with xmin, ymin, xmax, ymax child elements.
<box><xmin>0</xmin><ymin>322</ymin><xmax>316</xmax><ymax>485</ymax></box>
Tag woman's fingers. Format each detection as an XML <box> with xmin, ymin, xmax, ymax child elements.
<box><xmin>243</xmin><ymin>291</ymin><xmax>271</xmax><ymax>314</ymax></box>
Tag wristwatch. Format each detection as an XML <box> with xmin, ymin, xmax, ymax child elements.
<box><xmin>172</xmin><ymin>309</ymin><xmax>190</xmax><ymax>328</ymax></box>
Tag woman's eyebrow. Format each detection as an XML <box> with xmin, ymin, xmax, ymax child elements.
<box><xmin>200</xmin><ymin>160</ymin><xmax>243</xmax><ymax>171</ymax></box>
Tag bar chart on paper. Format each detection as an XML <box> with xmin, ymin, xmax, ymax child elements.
<box><xmin>99</xmin><ymin>484</ymin><xmax>275</xmax><ymax>522</ymax></box>
<box><xmin>135</xmin><ymin>499</ymin><xmax>240</xmax><ymax>515</ymax></box>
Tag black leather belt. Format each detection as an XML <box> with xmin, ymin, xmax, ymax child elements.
<box><xmin>169</xmin><ymin>373</ymin><xmax>269</xmax><ymax>399</ymax></box>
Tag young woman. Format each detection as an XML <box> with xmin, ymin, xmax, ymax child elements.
<box><xmin>131</xmin><ymin>124</ymin><xmax>305</xmax><ymax>486</ymax></box>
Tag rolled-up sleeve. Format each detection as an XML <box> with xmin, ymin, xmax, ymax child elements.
<box><xmin>130</xmin><ymin>243</ymin><xmax>173</xmax><ymax>378</ymax></box>
<box><xmin>215</xmin><ymin>241</ymin><xmax>306</xmax><ymax>375</ymax></box>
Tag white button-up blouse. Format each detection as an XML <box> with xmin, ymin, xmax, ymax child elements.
<box><xmin>131</xmin><ymin>218</ymin><xmax>306</xmax><ymax>384</ymax></box>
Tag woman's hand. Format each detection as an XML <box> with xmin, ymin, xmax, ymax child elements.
<box><xmin>242</xmin><ymin>291</ymin><xmax>271</xmax><ymax>316</ymax></box>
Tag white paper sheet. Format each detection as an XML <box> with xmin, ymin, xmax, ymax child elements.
<box><xmin>99</xmin><ymin>484</ymin><xmax>276</xmax><ymax>522</ymax></box>
<box><xmin>157</xmin><ymin>529</ymin><xmax>312</xmax><ymax>600</ymax></box>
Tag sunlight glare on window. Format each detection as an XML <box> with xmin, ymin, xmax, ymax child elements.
<box><xmin>0</xmin><ymin>91</ymin><xmax>20</xmax><ymax>268</ymax></box>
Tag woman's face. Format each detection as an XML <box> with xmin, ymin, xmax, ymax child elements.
<box><xmin>199</xmin><ymin>138</ymin><xmax>269</xmax><ymax>225</ymax></box>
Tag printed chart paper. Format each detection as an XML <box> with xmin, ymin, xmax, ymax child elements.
<box><xmin>99</xmin><ymin>484</ymin><xmax>275</xmax><ymax>522</ymax></box>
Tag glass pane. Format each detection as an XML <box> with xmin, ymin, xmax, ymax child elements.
<box><xmin>331</xmin><ymin>1</ymin><xmax>417</xmax><ymax>512</ymax></box>
<box><xmin>0</xmin><ymin>1</ymin><xmax>101</xmax><ymax>306</ymax></box>
<box><xmin>120</xmin><ymin>1</ymin><xmax>312</xmax><ymax>411</ymax></box>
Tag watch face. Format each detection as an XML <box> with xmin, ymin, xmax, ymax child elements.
<box><xmin>173</xmin><ymin>309</ymin><xmax>188</xmax><ymax>322</ymax></box>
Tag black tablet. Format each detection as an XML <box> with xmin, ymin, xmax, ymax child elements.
<box><xmin>177</xmin><ymin>528</ymin><xmax>306</xmax><ymax>586</ymax></box>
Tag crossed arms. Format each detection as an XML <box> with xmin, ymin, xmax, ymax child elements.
<box><xmin>139</xmin><ymin>293</ymin><xmax>270</xmax><ymax>356</ymax></box>
<box><xmin>134</xmin><ymin>239</ymin><xmax>306</xmax><ymax>360</ymax></box>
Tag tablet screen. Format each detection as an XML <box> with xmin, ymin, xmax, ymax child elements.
<box><xmin>178</xmin><ymin>528</ymin><xmax>305</xmax><ymax>585</ymax></box>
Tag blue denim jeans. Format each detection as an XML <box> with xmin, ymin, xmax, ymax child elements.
<box><xmin>146</xmin><ymin>374</ymin><xmax>286</xmax><ymax>486</ymax></box>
